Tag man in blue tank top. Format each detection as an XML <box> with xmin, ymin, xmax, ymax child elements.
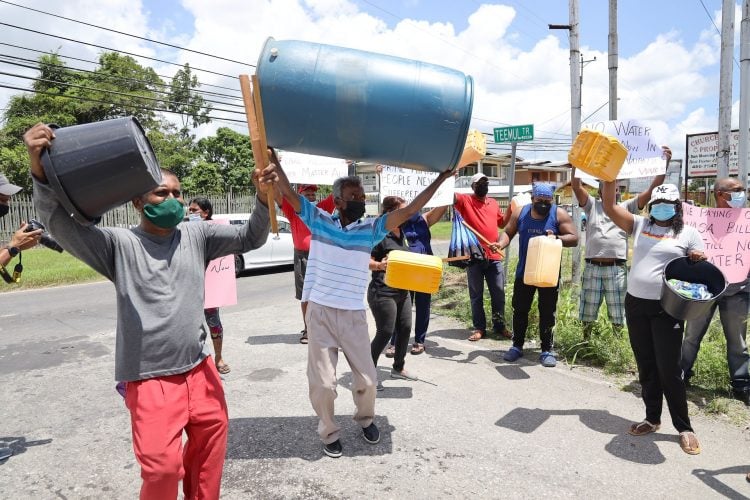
<box><xmin>495</xmin><ymin>183</ymin><xmax>578</xmax><ymax>367</ymax></box>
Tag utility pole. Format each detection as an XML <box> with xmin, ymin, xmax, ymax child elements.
<box><xmin>739</xmin><ymin>0</ymin><xmax>750</xmax><ymax>185</ymax></box>
<box><xmin>718</xmin><ymin>0</ymin><xmax>735</xmax><ymax>178</ymax></box>
<box><xmin>608</xmin><ymin>0</ymin><xmax>618</xmax><ymax>121</ymax></box>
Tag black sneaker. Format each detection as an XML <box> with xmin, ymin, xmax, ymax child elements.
<box><xmin>733</xmin><ymin>388</ymin><xmax>750</xmax><ymax>406</ymax></box>
<box><xmin>362</xmin><ymin>423</ymin><xmax>380</xmax><ymax>444</ymax></box>
<box><xmin>323</xmin><ymin>439</ymin><xmax>342</xmax><ymax>458</ymax></box>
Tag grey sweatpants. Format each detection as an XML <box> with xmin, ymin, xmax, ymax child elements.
<box><xmin>305</xmin><ymin>301</ymin><xmax>378</xmax><ymax>444</ymax></box>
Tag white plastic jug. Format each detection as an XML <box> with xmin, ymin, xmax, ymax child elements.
<box><xmin>524</xmin><ymin>236</ymin><xmax>562</xmax><ymax>287</ymax></box>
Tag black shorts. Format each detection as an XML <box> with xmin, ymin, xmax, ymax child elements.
<box><xmin>294</xmin><ymin>249</ymin><xmax>309</xmax><ymax>300</ymax></box>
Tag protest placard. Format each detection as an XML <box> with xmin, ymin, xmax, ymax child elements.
<box><xmin>581</xmin><ymin>119</ymin><xmax>665</xmax><ymax>179</ymax></box>
<box><xmin>682</xmin><ymin>203</ymin><xmax>750</xmax><ymax>283</ymax></box>
<box><xmin>279</xmin><ymin>151</ymin><xmax>348</xmax><ymax>185</ymax></box>
<box><xmin>378</xmin><ymin>165</ymin><xmax>455</xmax><ymax>208</ymax></box>
<box><xmin>204</xmin><ymin>219</ymin><xmax>238</xmax><ymax>308</ymax></box>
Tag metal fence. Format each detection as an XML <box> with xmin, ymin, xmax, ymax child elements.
<box><xmin>0</xmin><ymin>192</ymin><xmax>257</xmax><ymax>243</ymax></box>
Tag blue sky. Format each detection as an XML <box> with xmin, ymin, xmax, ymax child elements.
<box><xmin>0</xmin><ymin>0</ymin><xmax>741</xmax><ymax>165</ymax></box>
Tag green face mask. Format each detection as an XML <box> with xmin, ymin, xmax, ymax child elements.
<box><xmin>142</xmin><ymin>198</ymin><xmax>186</xmax><ymax>229</ymax></box>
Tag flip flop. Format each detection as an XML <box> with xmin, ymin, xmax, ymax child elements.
<box><xmin>216</xmin><ymin>363</ymin><xmax>231</xmax><ymax>374</ymax></box>
<box><xmin>468</xmin><ymin>330</ymin><xmax>484</xmax><ymax>342</ymax></box>
<box><xmin>628</xmin><ymin>420</ymin><xmax>660</xmax><ymax>436</ymax></box>
<box><xmin>679</xmin><ymin>431</ymin><xmax>701</xmax><ymax>455</ymax></box>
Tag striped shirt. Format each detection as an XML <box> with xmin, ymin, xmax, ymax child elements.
<box><xmin>297</xmin><ymin>195</ymin><xmax>389</xmax><ymax>310</ymax></box>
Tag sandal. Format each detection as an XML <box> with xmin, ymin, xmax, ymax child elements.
<box><xmin>628</xmin><ymin>420</ymin><xmax>660</xmax><ymax>436</ymax></box>
<box><xmin>410</xmin><ymin>343</ymin><xmax>425</xmax><ymax>355</ymax></box>
<box><xmin>679</xmin><ymin>431</ymin><xmax>701</xmax><ymax>455</ymax></box>
<box><xmin>384</xmin><ymin>345</ymin><xmax>395</xmax><ymax>358</ymax></box>
<box><xmin>468</xmin><ymin>330</ymin><xmax>484</xmax><ymax>342</ymax></box>
<box><xmin>216</xmin><ymin>362</ymin><xmax>231</xmax><ymax>375</ymax></box>
<box><xmin>299</xmin><ymin>330</ymin><xmax>308</xmax><ymax>344</ymax></box>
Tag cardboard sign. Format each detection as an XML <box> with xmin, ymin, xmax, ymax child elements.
<box><xmin>581</xmin><ymin>119</ymin><xmax>665</xmax><ymax>179</ymax></box>
<box><xmin>204</xmin><ymin>219</ymin><xmax>238</xmax><ymax>308</ymax></box>
<box><xmin>279</xmin><ymin>151</ymin><xmax>348</xmax><ymax>185</ymax></box>
<box><xmin>682</xmin><ymin>203</ymin><xmax>750</xmax><ymax>284</ymax></box>
<box><xmin>378</xmin><ymin>165</ymin><xmax>455</xmax><ymax>208</ymax></box>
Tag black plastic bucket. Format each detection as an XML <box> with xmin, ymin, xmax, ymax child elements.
<box><xmin>41</xmin><ymin>117</ymin><xmax>162</xmax><ymax>225</ymax></box>
<box><xmin>660</xmin><ymin>257</ymin><xmax>727</xmax><ymax>321</ymax></box>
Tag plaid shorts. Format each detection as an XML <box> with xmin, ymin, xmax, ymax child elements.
<box><xmin>579</xmin><ymin>263</ymin><xmax>627</xmax><ymax>325</ymax></box>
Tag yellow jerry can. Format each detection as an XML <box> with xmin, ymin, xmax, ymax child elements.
<box><xmin>384</xmin><ymin>250</ymin><xmax>444</xmax><ymax>294</ymax></box>
<box><xmin>458</xmin><ymin>129</ymin><xmax>487</xmax><ymax>167</ymax></box>
<box><xmin>523</xmin><ymin>236</ymin><xmax>563</xmax><ymax>287</ymax></box>
<box><xmin>568</xmin><ymin>129</ymin><xmax>628</xmax><ymax>182</ymax></box>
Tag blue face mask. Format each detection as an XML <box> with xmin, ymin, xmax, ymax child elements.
<box><xmin>650</xmin><ymin>202</ymin><xmax>676</xmax><ymax>221</ymax></box>
<box><xmin>728</xmin><ymin>191</ymin><xmax>747</xmax><ymax>208</ymax></box>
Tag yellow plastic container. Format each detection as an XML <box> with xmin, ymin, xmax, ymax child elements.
<box><xmin>458</xmin><ymin>129</ymin><xmax>487</xmax><ymax>167</ymax></box>
<box><xmin>384</xmin><ymin>250</ymin><xmax>444</xmax><ymax>294</ymax></box>
<box><xmin>567</xmin><ymin>129</ymin><xmax>628</xmax><ymax>182</ymax></box>
<box><xmin>523</xmin><ymin>236</ymin><xmax>562</xmax><ymax>287</ymax></box>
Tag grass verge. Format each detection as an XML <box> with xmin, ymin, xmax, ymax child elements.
<box><xmin>0</xmin><ymin>247</ymin><xmax>102</xmax><ymax>291</ymax></box>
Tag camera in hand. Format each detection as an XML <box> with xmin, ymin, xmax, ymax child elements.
<box><xmin>25</xmin><ymin>219</ymin><xmax>64</xmax><ymax>253</ymax></box>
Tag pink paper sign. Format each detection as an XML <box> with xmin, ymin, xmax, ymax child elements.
<box><xmin>204</xmin><ymin>219</ymin><xmax>237</xmax><ymax>308</ymax></box>
<box><xmin>682</xmin><ymin>203</ymin><xmax>750</xmax><ymax>284</ymax></box>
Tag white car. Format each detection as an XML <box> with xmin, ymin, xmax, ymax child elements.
<box><xmin>212</xmin><ymin>214</ymin><xmax>295</xmax><ymax>275</ymax></box>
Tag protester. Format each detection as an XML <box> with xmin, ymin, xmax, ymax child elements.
<box><xmin>454</xmin><ymin>172</ymin><xmax>511</xmax><ymax>342</ymax></box>
<box><xmin>383</xmin><ymin>204</ymin><xmax>449</xmax><ymax>357</ymax></box>
<box><xmin>681</xmin><ymin>177</ymin><xmax>750</xmax><ymax>405</ymax></box>
<box><xmin>280</xmin><ymin>183</ymin><xmax>335</xmax><ymax>344</ymax></box>
<box><xmin>272</xmin><ymin>151</ymin><xmax>456</xmax><ymax>458</ymax></box>
<box><xmin>188</xmin><ymin>197</ymin><xmax>232</xmax><ymax>375</ymax></box>
<box><xmin>26</xmin><ymin>122</ymin><xmax>273</xmax><ymax>498</ymax></box>
<box><xmin>369</xmin><ymin>196</ymin><xmax>419</xmax><ymax>388</ymax></box>
<box><xmin>0</xmin><ymin>173</ymin><xmax>41</xmax><ymax>461</ymax></box>
<box><xmin>572</xmin><ymin>149</ymin><xmax>668</xmax><ymax>338</ymax></box>
<box><xmin>602</xmin><ymin>180</ymin><xmax>704</xmax><ymax>455</ymax></box>
<box><xmin>496</xmin><ymin>182</ymin><xmax>578</xmax><ymax>367</ymax></box>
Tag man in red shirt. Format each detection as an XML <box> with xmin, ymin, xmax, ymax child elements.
<box><xmin>281</xmin><ymin>184</ymin><xmax>336</xmax><ymax>343</ymax></box>
<box><xmin>454</xmin><ymin>172</ymin><xmax>511</xmax><ymax>341</ymax></box>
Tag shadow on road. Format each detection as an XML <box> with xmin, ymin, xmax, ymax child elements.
<box><xmin>245</xmin><ymin>333</ymin><xmax>300</xmax><ymax>345</ymax></box>
<box><xmin>692</xmin><ymin>466</ymin><xmax>750</xmax><ymax>500</ymax></box>
<box><xmin>495</xmin><ymin>364</ymin><xmax>531</xmax><ymax>380</ymax></box>
<box><xmin>226</xmin><ymin>416</ymin><xmax>394</xmax><ymax>461</ymax></box>
<box><xmin>338</xmin><ymin>368</ymin><xmax>415</xmax><ymax>399</ymax></box>
<box><xmin>495</xmin><ymin>407</ymin><xmax>669</xmax><ymax>464</ymax></box>
<box><xmin>0</xmin><ymin>436</ymin><xmax>53</xmax><ymax>465</ymax></box>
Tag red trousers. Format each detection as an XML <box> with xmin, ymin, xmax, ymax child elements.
<box><xmin>125</xmin><ymin>357</ymin><xmax>228</xmax><ymax>500</ymax></box>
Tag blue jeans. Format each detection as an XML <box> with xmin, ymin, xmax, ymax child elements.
<box><xmin>681</xmin><ymin>290</ymin><xmax>750</xmax><ymax>390</ymax></box>
<box><xmin>466</xmin><ymin>259</ymin><xmax>506</xmax><ymax>334</ymax></box>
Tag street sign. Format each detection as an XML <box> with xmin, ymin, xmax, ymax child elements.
<box><xmin>494</xmin><ymin>124</ymin><xmax>534</xmax><ymax>143</ymax></box>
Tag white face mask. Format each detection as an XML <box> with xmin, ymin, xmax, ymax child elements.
<box><xmin>728</xmin><ymin>191</ymin><xmax>747</xmax><ymax>208</ymax></box>
<box><xmin>188</xmin><ymin>213</ymin><xmax>202</xmax><ymax>222</ymax></box>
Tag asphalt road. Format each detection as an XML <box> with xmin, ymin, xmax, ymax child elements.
<box><xmin>1</xmin><ymin>265</ymin><xmax>750</xmax><ymax>499</ymax></box>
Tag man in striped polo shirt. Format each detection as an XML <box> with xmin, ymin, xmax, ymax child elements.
<box><xmin>270</xmin><ymin>153</ymin><xmax>455</xmax><ymax>458</ymax></box>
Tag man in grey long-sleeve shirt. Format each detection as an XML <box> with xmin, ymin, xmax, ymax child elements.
<box><xmin>25</xmin><ymin>123</ymin><xmax>274</xmax><ymax>500</ymax></box>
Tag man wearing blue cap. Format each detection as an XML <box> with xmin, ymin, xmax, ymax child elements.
<box><xmin>494</xmin><ymin>182</ymin><xmax>578</xmax><ymax>367</ymax></box>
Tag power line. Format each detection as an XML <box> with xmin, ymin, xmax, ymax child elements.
<box><xmin>0</xmin><ymin>83</ymin><xmax>247</xmax><ymax>124</ymax></box>
<box><xmin>0</xmin><ymin>42</ymin><xmax>242</xmax><ymax>95</ymax></box>
<box><xmin>0</xmin><ymin>68</ymin><xmax>245</xmax><ymax>116</ymax></box>
<box><xmin>0</xmin><ymin>0</ymin><xmax>255</xmax><ymax>68</ymax></box>
<box><xmin>0</xmin><ymin>55</ymin><xmax>244</xmax><ymax>108</ymax></box>
<box><xmin>0</xmin><ymin>21</ymin><xmax>239</xmax><ymax>79</ymax></box>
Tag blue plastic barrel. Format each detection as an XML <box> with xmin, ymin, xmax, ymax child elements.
<box><xmin>255</xmin><ymin>38</ymin><xmax>474</xmax><ymax>173</ymax></box>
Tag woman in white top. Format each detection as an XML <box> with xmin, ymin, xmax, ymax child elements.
<box><xmin>602</xmin><ymin>180</ymin><xmax>705</xmax><ymax>456</ymax></box>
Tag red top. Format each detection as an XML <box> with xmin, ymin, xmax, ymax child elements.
<box><xmin>454</xmin><ymin>193</ymin><xmax>505</xmax><ymax>261</ymax></box>
<box><xmin>281</xmin><ymin>194</ymin><xmax>336</xmax><ymax>251</ymax></box>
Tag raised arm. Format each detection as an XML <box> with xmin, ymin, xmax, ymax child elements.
<box><xmin>602</xmin><ymin>180</ymin><xmax>634</xmax><ymax>233</ymax></box>
<box><xmin>263</xmin><ymin>148</ymin><xmax>298</xmax><ymax>212</ymax></box>
<box><xmin>423</xmin><ymin>205</ymin><xmax>449</xmax><ymax>227</ymax></box>
<box><xmin>571</xmin><ymin>168</ymin><xmax>590</xmax><ymax>208</ymax></box>
<box><xmin>386</xmin><ymin>169</ymin><xmax>454</xmax><ymax>230</ymax></box>
<box><xmin>635</xmin><ymin>146</ymin><xmax>669</xmax><ymax>210</ymax></box>
<box><xmin>495</xmin><ymin>209</ymin><xmax>519</xmax><ymax>253</ymax></box>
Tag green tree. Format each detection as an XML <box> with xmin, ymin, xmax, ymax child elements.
<box><xmin>146</xmin><ymin>120</ymin><xmax>197</xmax><ymax>180</ymax></box>
<box><xmin>195</xmin><ymin>127</ymin><xmax>255</xmax><ymax>192</ymax></box>
<box><xmin>166</xmin><ymin>63</ymin><xmax>212</xmax><ymax>136</ymax></box>
<box><xmin>181</xmin><ymin>160</ymin><xmax>224</xmax><ymax>193</ymax></box>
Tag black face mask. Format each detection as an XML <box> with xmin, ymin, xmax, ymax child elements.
<box><xmin>533</xmin><ymin>201</ymin><xmax>551</xmax><ymax>216</ymax></box>
<box><xmin>342</xmin><ymin>200</ymin><xmax>366</xmax><ymax>221</ymax></box>
<box><xmin>0</xmin><ymin>203</ymin><xmax>8</xmax><ymax>218</ymax></box>
<box><xmin>474</xmin><ymin>184</ymin><xmax>489</xmax><ymax>197</ymax></box>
